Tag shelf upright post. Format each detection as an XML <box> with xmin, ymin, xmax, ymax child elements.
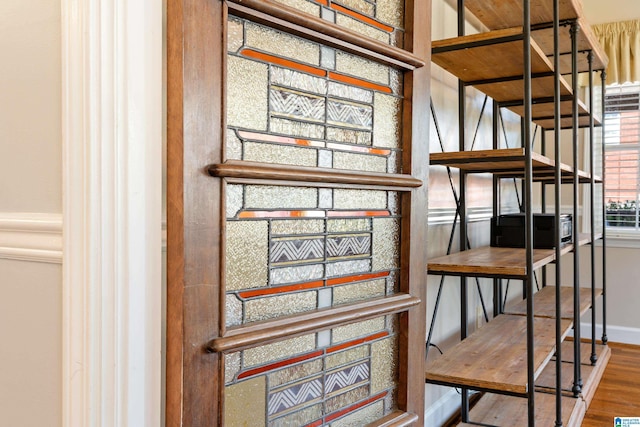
<box><xmin>570</xmin><ymin>20</ymin><xmax>583</xmax><ymax>396</ymax></box>
<box><xmin>493</xmin><ymin>101</ymin><xmax>502</xmax><ymax>317</ymax></box>
<box><xmin>553</xmin><ymin>0</ymin><xmax>563</xmax><ymax>424</ymax></box>
<box><xmin>522</xmin><ymin>0</ymin><xmax>535</xmax><ymax>424</ymax></box>
<box><xmin>457</xmin><ymin>0</ymin><xmax>470</xmax><ymax>421</ymax></box>
<box><xmin>601</xmin><ymin>70</ymin><xmax>608</xmax><ymax>345</ymax></box>
<box><xmin>588</xmin><ymin>51</ymin><xmax>598</xmax><ymax>365</ymax></box>
<box><xmin>542</xmin><ymin>131</ymin><xmax>548</xmax><ymax>290</ymax></box>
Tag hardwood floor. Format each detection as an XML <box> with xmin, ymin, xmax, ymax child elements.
<box><xmin>583</xmin><ymin>342</ymin><xmax>640</xmax><ymax>426</ymax></box>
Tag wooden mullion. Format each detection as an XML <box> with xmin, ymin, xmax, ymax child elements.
<box><xmin>226</xmin><ymin>0</ymin><xmax>425</xmax><ymax>70</ymax></box>
<box><xmin>209</xmin><ymin>294</ymin><xmax>421</xmax><ymax>353</ymax></box>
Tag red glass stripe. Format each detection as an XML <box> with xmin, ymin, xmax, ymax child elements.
<box><xmin>238</xmin><ymin>210</ymin><xmax>326</xmax><ymax>219</ymax></box>
<box><xmin>329</xmin><ymin>3</ymin><xmax>394</xmax><ymax>32</ymax></box>
<box><xmin>327</xmin><ymin>210</ymin><xmax>391</xmax><ymax>218</ymax></box>
<box><xmin>329</xmin><ymin>71</ymin><xmax>392</xmax><ymax>94</ymax></box>
<box><xmin>238</xmin><ymin>281</ymin><xmax>324</xmax><ymax>299</ymax></box>
<box><xmin>304</xmin><ymin>421</ymin><xmax>323</xmax><ymax>427</ymax></box>
<box><xmin>237</xmin><ymin>350</ymin><xmax>324</xmax><ymax>380</ymax></box>
<box><xmin>326</xmin><ymin>271</ymin><xmax>390</xmax><ymax>287</ymax></box>
<box><xmin>238</xmin><ymin>131</ymin><xmax>325</xmax><ymax>148</ymax></box>
<box><xmin>240</xmin><ymin>49</ymin><xmax>327</xmax><ymax>77</ymax></box>
<box><xmin>326</xmin><ymin>331</ymin><xmax>389</xmax><ymax>354</ymax></box>
<box><xmin>324</xmin><ymin>391</ymin><xmax>388</xmax><ymax>422</ymax></box>
<box><xmin>325</xmin><ymin>142</ymin><xmax>391</xmax><ymax>156</ymax></box>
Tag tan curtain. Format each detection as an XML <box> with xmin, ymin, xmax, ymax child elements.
<box><xmin>594</xmin><ymin>19</ymin><xmax>640</xmax><ymax>85</ymax></box>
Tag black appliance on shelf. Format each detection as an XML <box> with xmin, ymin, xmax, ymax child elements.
<box><xmin>490</xmin><ymin>213</ymin><xmax>572</xmax><ymax>249</ymax></box>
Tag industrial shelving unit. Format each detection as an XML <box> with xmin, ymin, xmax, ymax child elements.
<box><xmin>425</xmin><ymin>0</ymin><xmax>610</xmax><ymax>425</ymax></box>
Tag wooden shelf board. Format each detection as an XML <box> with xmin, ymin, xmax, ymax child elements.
<box><xmin>504</xmin><ymin>285</ymin><xmax>601</xmax><ymax>320</ymax></box>
<box><xmin>508</xmin><ymin>98</ymin><xmax>601</xmax><ymax>129</ymax></box>
<box><xmin>577</xmin><ymin>232</ymin><xmax>603</xmax><ymax>247</ymax></box>
<box><xmin>533</xmin><ymin>18</ymin><xmax>608</xmax><ymax>73</ymax></box>
<box><xmin>428</xmin><ymin>244</ymin><xmax>573</xmax><ymax>279</ymax></box>
<box><xmin>537</xmin><ymin>343</ymin><xmax>611</xmax><ymax>406</ymax></box>
<box><xmin>464</xmin><ymin>0</ymin><xmax>582</xmax><ymax>29</ymax></box>
<box><xmin>463</xmin><ymin>0</ymin><xmax>608</xmax><ymax>71</ymax></box>
<box><xmin>430</xmin><ymin>148</ymin><xmax>597</xmax><ymax>183</ymax></box>
<box><xmin>425</xmin><ymin>314</ymin><xmax>572</xmax><ymax>395</ymax></box>
<box><xmin>432</xmin><ymin>30</ymin><xmax>556</xmax><ymax>83</ymax></box>
<box><xmin>474</xmin><ymin>74</ymin><xmax>572</xmax><ymax>103</ymax></box>
<box><xmin>458</xmin><ymin>392</ymin><xmax>586</xmax><ymax>427</ymax></box>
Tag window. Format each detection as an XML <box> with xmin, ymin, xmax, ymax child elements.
<box><xmin>604</xmin><ymin>83</ymin><xmax>640</xmax><ymax>231</ymax></box>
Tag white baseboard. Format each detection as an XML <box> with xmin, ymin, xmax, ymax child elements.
<box><xmin>425</xmin><ymin>388</ymin><xmax>461</xmax><ymax>427</ymax></box>
<box><xmin>580</xmin><ymin>322</ymin><xmax>640</xmax><ymax>346</ymax></box>
<box><xmin>0</xmin><ymin>213</ymin><xmax>62</xmax><ymax>264</ymax></box>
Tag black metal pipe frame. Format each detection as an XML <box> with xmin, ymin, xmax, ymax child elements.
<box><xmin>457</xmin><ymin>0</ymin><xmax>470</xmax><ymax>421</ymax></box>
<box><xmin>542</xmin><ymin>131</ymin><xmax>548</xmax><ymax>290</ymax></box>
<box><xmin>588</xmin><ymin>51</ymin><xmax>598</xmax><ymax>366</ymax></box>
<box><xmin>493</xmin><ymin>101</ymin><xmax>502</xmax><ymax>317</ymax></box>
<box><xmin>523</xmin><ymin>0</ymin><xmax>536</xmax><ymax>424</ymax></box>
<box><xmin>570</xmin><ymin>21</ymin><xmax>583</xmax><ymax>397</ymax></box>
<box><xmin>601</xmin><ymin>70</ymin><xmax>609</xmax><ymax>345</ymax></box>
<box><xmin>553</xmin><ymin>1</ymin><xmax>563</xmax><ymax>424</ymax></box>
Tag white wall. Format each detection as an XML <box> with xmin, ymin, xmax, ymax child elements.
<box><xmin>583</xmin><ymin>0</ymin><xmax>640</xmax><ymax>24</ymax></box>
<box><xmin>0</xmin><ymin>1</ymin><xmax>62</xmax><ymax>426</ymax></box>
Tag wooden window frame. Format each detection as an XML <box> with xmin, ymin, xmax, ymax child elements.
<box><xmin>166</xmin><ymin>0</ymin><xmax>431</xmax><ymax>424</ymax></box>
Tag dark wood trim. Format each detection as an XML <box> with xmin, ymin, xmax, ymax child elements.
<box><xmin>398</xmin><ymin>0</ymin><xmax>431</xmax><ymax>424</ymax></box>
<box><xmin>166</xmin><ymin>0</ymin><xmax>224</xmax><ymax>425</ymax></box>
<box><xmin>210</xmin><ymin>160</ymin><xmax>423</xmax><ymax>189</ymax></box>
<box><xmin>227</xmin><ymin>0</ymin><xmax>425</xmax><ymax>70</ymax></box>
<box><xmin>209</xmin><ymin>294</ymin><xmax>421</xmax><ymax>353</ymax></box>
<box><xmin>369</xmin><ymin>410</ymin><xmax>420</xmax><ymax>427</ymax></box>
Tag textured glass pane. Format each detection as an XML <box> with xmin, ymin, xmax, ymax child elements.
<box><xmin>376</xmin><ymin>0</ymin><xmax>405</xmax><ymax>28</ymax></box>
<box><xmin>333</xmin><ymin>151</ymin><xmax>388</xmax><ymax>172</ymax></box>
<box><xmin>325</xmin><ymin>386</ymin><xmax>370</xmax><ymax>413</ymax></box>
<box><xmin>335</xmin><ymin>52</ymin><xmax>389</xmax><ymax>85</ymax></box>
<box><xmin>244</xmin><ymin>141</ymin><xmax>317</xmax><ymax>167</ymax></box>
<box><xmin>271</xmin><ymin>67</ymin><xmax>327</xmax><ymax>95</ymax></box>
<box><xmin>245</xmin><ymin>185</ymin><xmax>317</xmax><ymax>209</ymax></box>
<box><xmin>335</xmin><ymin>0</ymin><xmax>374</xmax><ymax>15</ymax></box>
<box><xmin>245</xmin><ymin>21</ymin><xmax>320</xmax><ymax>65</ymax></box>
<box><xmin>332</xmin><ymin>317</ymin><xmax>386</xmax><ymax>344</ymax></box>
<box><xmin>373</xmin><ymin>93</ymin><xmax>402</xmax><ymax>148</ymax></box>
<box><xmin>244</xmin><ymin>334</ymin><xmax>316</xmax><ymax>367</ymax></box>
<box><xmin>328</xmin><ymin>81</ymin><xmax>373</xmax><ymax>103</ymax></box>
<box><xmin>227</xmin><ymin>17</ymin><xmax>244</xmax><ymax>53</ymax></box>
<box><xmin>268</xmin><ymin>375</ymin><xmax>323</xmax><ymax>417</ymax></box>
<box><xmin>334</xmin><ymin>189</ymin><xmax>387</xmax><ymax>209</ymax></box>
<box><xmin>330</xmin><ymin>401</ymin><xmax>384</xmax><ymax>427</ymax></box>
<box><xmin>271</xmin><ymin>237</ymin><xmax>324</xmax><ymax>264</ymax></box>
<box><xmin>224</xmin><ymin>377</ymin><xmax>267</xmax><ymax>427</ymax></box>
<box><xmin>226</xmin><ymin>130</ymin><xmax>243</xmax><ymax>161</ymax></box>
<box><xmin>327</xmin><ymin>99</ymin><xmax>373</xmax><ymax>129</ymax></box>
<box><xmin>227</xmin><ymin>56</ymin><xmax>269</xmax><ymax>130</ymax></box>
<box><xmin>270</xmin><ymin>117</ymin><xmax>326</xmax><ymax>139</ymax></box>
<box><xmin>226</xmin><ymin>184</ymin><xmax>244</xmax><ymax>219</ymax></box>
<box><xmin>225</xmin><ymin>352</ymin><xmax>242</xmax><ymax>384</ymax></box>
<box><xmin>325</xmin><ymin>346</ymin><xmax>369</xmax><ymax>370</ymax></box>
<box><xmin>326</xmin><ymin>127</ymin><xmax>372</xmax><ymax>145</ymax></box>
<box><xmin>226</xmin><ymin>221</ymin><xmax>269</xmax><ymax>291</ymax></box>
<box><xmin>327</xmin><ymin>259</ymin><xmax>371</xmax><ymax>277</ymax></box>
<box><xmin>327</xmin><ymin>218</ymin><xmax>371</xmax><ymax>233</ymax></box>
<box><xmin>371</xmin><ymin>337</ymin><xmax>398</xmax><ymax>393</ymax></box>
<box><xmin>245</xmin><ymin>292</ymin><xmax>317</xmax><ymax>323</ymax></box>
<box><xmin>336</xmin><ymin>14</ymin><xmax>390</xmax><ymax>44</ymax></box>
<box><xmin>271</xmin><ymin>0</ymin><xmax>321</xmax><ymax>16</ymax></box>
<box><xmin>271</xmin><ymin>264</ymin><xmax>325</xmax><ymax>285</ymax></box>
<box><xmin>333</xmin><ymin>279</ymin><xmax>386</xmax><ymax>305</ymax></box>
<box><xmin>271</xmin><ymin>219</ymin><xmax>325</xmax><ymax>235</ymax></box>
<box><xmin>226</xmin><ymin>294</ymin><xmax>243</xmax><ymax>327</ymax></box>
<box><xmin>326</xmin><ymin>234</ymin><xmax>371</xmax><ymax>258</ymax></box>
<box><xmin>372</xmin><ymin>218</ymin><xmax>400</xmax><ymax>270</ymax></box>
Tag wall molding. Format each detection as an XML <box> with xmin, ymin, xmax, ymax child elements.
<box><xmin>62</xmin><ymin>0</ymin><xmax>162</xmax><ymax>426</ymax></box>
<box><xmin>579</xmin><ymin>323</ymin><xmax>640</xmax><ymax>346</ymax></box>
<box><xmin>0</xmin><ymin>213</ymin><xmax>62</xmax><ymax>264</ymax></box>
<box><xmin>424</xmin><ymin>389</ymin><xmax>464</xmax><ymax>426</ymax></box>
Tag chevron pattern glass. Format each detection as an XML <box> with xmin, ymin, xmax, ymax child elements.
<box><xmin>223</xmin><ymin>315</ymin><xmax>399</xmax><ymax>426</ymax></box>
<box><xmin>226</xmin><ymin>17</ymin><xmax>403</xmax><ymax>174</ymax></box>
